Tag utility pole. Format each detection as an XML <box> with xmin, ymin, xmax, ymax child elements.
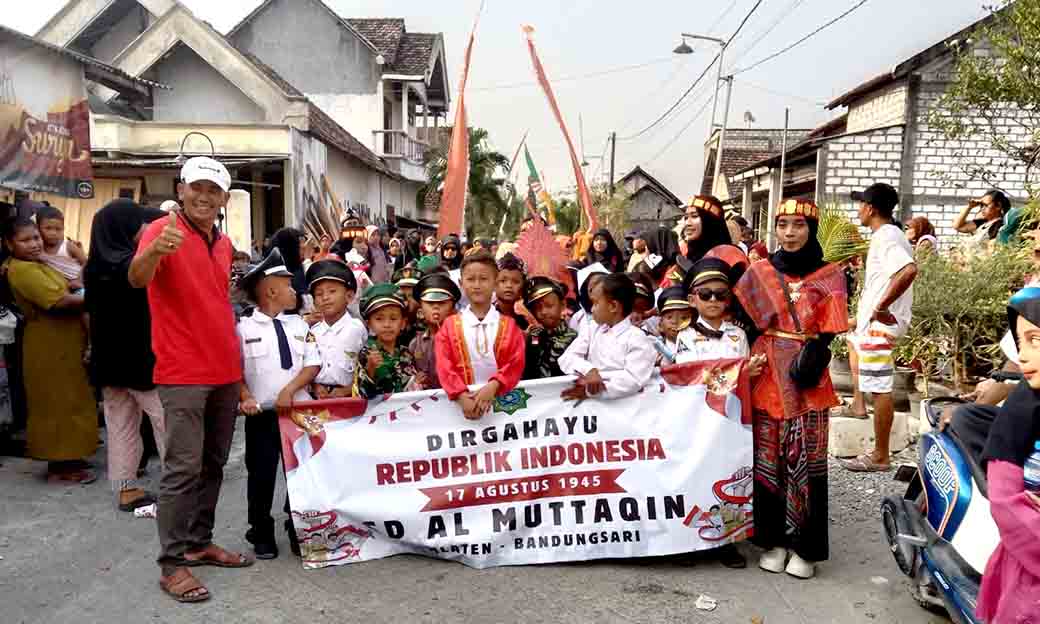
<box><xmin>608</xmin><ymin>131</ymin><xmax>617</xmax><ymax>197</ymax></box>
<box><xmin>710</xmin><ymin>76</ymin><xmax>734</xmax><ymax>198</ymax></box>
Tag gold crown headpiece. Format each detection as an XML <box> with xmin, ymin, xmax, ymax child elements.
<box><xmin>688</xmin><ymin>195</ymin><xmax>724</xmax><ymax>219</ymax></box>
<box><xmin>776</xmin><ymin>198</ymin><xmax>819</xmax><ymax>220</ymax></box>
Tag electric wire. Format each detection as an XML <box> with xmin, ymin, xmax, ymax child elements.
<box><xmin>618</xmin><ymin>0</ymin><xmax>765</xmax><ymax>141</ymax></box>
<box><xmin>470</xmin><ymin>57</ymin><xmax>677</xmax><ymax>92</ymax></box>
<box><xmin>732</xmin><ymin>0</ymin><xmax>869</xmax><ymax>75</ymax></box>
<box><xmin>726</xmin><ymin>0</ymin><xmax>808</xmax><ymax>67</ymax></box>
<box><xmin>735</xmin><ymin>78</ymin><xmax>827</xmax><ymax>106</ymax></box>
<box><xmin>645</xmin><ymin>90</ymin><xmax>716</xmax><ymax>165</ymax></box>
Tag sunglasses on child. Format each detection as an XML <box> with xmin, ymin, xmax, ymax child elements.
<box><xmin>695</xmin><ymin>288</ymin><xmax>731</xmax><ymax>302</ymax></box>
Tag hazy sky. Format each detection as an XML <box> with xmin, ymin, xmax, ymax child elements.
<box><xmin>6</xmin><ymin>0</ymin><xmax>989</xmax><ymax>199</ymax></box>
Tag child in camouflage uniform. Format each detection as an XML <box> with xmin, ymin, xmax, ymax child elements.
<box><xmin>352</xmin><ymin>283</ymin><xmax>419</xmax><ymax>398</ymax></box>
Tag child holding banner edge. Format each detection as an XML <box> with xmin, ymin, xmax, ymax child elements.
<box><xmin>435</xmin><ymin>251</ymin><xmax>525</xmax><ymax>420</ymax></box>
<box><xmin>558</xmin><ymin>273</ymin><xmax>655</xmax><ymax>401</ymax></box>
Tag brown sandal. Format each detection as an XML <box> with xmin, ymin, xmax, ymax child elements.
<box><xmin>47</xmin><ymin>468</ymin><xmax>97</xmax><ymax>485</ymax></box>
<box><xmin>842</xmin><ymin>454</ymin><xmax>892</xmax><ymax>472</ymax></box>
<box><xmin>159</xmin><ymin>567</ymin><xmax>210</xmax><ymax>603</ymax></box>
<box><xmin>183</xmin><ymin>543</ymin><xmax>254</xmax><ymax>568</ymax></box>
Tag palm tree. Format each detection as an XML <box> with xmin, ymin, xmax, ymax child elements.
<box><xmin>418</xmin><ymin>127</ymin><xmax>512</xmax><ymax>239</ymax></box>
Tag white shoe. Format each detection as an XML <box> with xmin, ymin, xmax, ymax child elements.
<box><xmin>758</xmin><ymin>547</ymin><xmax>787</xmax><ymax>573</ymax></box>
<box><xmin>785</xmin><ymin>553</ymin><xmax>815</xmax><ymax>579</ymax></box>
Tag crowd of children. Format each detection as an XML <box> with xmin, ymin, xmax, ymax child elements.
<box><xmin>3</xmin><ymin>196</ymin><xmax>768</xmax><ymax>563</ymax></box>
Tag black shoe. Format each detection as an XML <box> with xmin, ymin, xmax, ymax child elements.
<box><xmin>716</xmin><ymin>543</ymin><xmax>747</xmax><ymax>569</ymax></box>
<box><xmin>285</xmin><ymin>519</ymin><xmax>301</xmax><ymax>557</ymax></box>
<box><xmin>245</xmin><ymin>528</ymin><xmax>278</xmax><ymax>560</ymax></box>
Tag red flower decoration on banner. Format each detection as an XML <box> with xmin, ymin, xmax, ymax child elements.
<box><xmin>660</xmin><ymin>359</ymin><xmax>752</xmax><ymax>425</ymax></box>
<box><xmin>279</xmin><ymin>398</ymin><xmax>368</xmax><ymax>473</ymax></box>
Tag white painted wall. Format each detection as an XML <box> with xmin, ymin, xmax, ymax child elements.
<box><xmin>152</xmin><ymin>45</ymin><xmax>264</xmax><ymax>123</ymax></box>
<box><xmin>307</xmin><ymin>93</ymin><xmax>384</xmax><ymax>155</ymax></box>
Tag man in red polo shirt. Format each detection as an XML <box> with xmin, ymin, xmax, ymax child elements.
<box><xmin>130</xmin><ymin>156</ymin><xmax>251</xmax><ymax>603</ymax></box>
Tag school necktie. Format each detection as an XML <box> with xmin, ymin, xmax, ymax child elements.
<box><xmin>272</xmin><ymin>318</ymin><xmax>292</xmax><ymax>370</ymax></box>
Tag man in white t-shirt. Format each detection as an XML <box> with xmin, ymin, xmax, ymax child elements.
<box><xmin>843</xmin><ymin>183</ymin><xmax>919</xmax><ymax>472</ymax></box>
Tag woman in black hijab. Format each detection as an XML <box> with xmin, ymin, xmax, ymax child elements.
<box><xmin>585</xmin><ymin>228</ymin><xmax>623</xmax><ymax>272</ymax></box>
<box><xmin>633</xmin><ymin>226</ymin><xmax>680</xmax><ymax>287</ymax></box>
<box><xmin>439</xmin><ymin>234</ymin><xmax>462</xmax><ymax>271</ymax></box>
<box><xmin>682</xmin><ymin>195</ymin><xmax>733</xmax><ymax>263</ymax></box>
<box><xmin>404</xmin><ymin>229</ymin><xmax>424</xmax><ymax>264</ymax></box>
<box><xmin>733</xmin><ymin>198</ymin><xmax>848</xmax><ymax>580</ymax></box>
<box><xmin>84</xmin><ymin>199</ymin><xmax>167</xmax><ymax>511</ymax></box>
<box><xmin>267</xmin><ymin>227</ymin><xmax>307</xmax><ymax>312</ymax></box>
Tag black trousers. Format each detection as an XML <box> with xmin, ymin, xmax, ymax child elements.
<box><xmin>245</xmin><ymin>410</ymin><xmax>290</xmax><ymax>538</ymax></box>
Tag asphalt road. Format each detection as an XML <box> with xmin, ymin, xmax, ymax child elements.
<box><xmin>1</xmin><ymin>422</ymin><xmax>950</xmax><ymax>624</ymax></box>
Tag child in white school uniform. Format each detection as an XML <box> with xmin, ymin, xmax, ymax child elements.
<box><xmin>237</xmin><ymin>249</ymin><xmax>321</xmax><ymax>560</ymax></box>
<box><xmin>675</xmin><ymin>258</ymin><xmax>761</xmax><ymax>366</ymax></box>
<box><xmin>670</xmin><ymin>257</ymin><xmax>764</xmax><ymax>570</ymax></box>
<box><xmin>559</xmin><ymin>273</ymin><xmax>655</xmax><ymax>401</ymax></box>
<box><xmin>304</xmin><ymin>259</ymin><xmax>367</xmax><ymax>399</ymax></box>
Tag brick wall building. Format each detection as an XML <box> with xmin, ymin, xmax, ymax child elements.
<box><xmin>729</xmin><ymin>9</ymin><xmax>1031</xmax><ymax>247</ymax></box>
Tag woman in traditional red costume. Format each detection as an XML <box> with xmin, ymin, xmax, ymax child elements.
<box><xmin>733</xmin><ymin>199</ymin><xmax>848</xmax><ymax>580</ymax></box>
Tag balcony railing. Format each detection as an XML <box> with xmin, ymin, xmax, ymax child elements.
<box><xmin>372</xmin><ymin>130</ymin><xmax>429</xmax><ymax>163</ymax></box>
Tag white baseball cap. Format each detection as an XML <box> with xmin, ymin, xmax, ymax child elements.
<box><xmin>180</xmin><ymin>156</ymin><xmax>231</xmax><ymax>192</ymax></box>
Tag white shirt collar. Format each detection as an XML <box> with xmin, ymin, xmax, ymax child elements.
<box><xmin>462</xmin><ymin>305</ymin><xmax>500</xmax><ymax>328</ymax></box>
<box><xmin>696</xmin><ymin>317</ymin><xmax>729</xmax><ymax>332</ymax></box>
<box><xmin>251</xmin><ymin>309</ymin><xmax>274</xmax><ymax>324</ymax></box>
<box><xmin>600</xmin><ymin>317</ymin><xmax>633</xmax><ymax>337</ymax></box>
<box><xmin>327</xmin><ymin>312</ymin><xmax>357</xmax><ymax>334</ymax></box>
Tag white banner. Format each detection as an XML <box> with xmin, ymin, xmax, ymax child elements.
<box><xmin>279</xmin><ymin>360</ymin><xmax>754</xmax><ymax>569</ymax></box>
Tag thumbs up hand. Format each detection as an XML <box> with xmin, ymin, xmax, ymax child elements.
<box><xmin>152</xmin><ymin>211</ymin><xmax>184</xmax><ymax>256</ymax></box>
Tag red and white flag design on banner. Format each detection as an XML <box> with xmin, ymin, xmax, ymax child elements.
<box><xmin>437</xmin><ymin>3</ymin><xmax>484</xmax><ymax>238</ymax></box>
<box><xmin>522</xmin><ymin>25</ymin><xmax>598</xmax><ymax>232</ymax></box>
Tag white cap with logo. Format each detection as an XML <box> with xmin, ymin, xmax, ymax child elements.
<box><xmin>180</xmin><ymin>156</ymin><xmax>231</xmax><ymax>192</ymax></box>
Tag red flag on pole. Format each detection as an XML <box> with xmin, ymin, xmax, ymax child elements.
<box><xmin>521</xmin><ymin>25</ymin><xmax>598</xmax><ymax>232</ymax></box>
<box><xmin>437</xmin><ymin>5</ymin><xmax>483</xmax><ymax>238</ymax></box>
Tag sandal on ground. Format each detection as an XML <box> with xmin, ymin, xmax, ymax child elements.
<box><xmin>159</xmin><ymin>567</ymin><xmax>210</xmax><ymax>603</ymax></box>
<box><xmin>183</xmin><ymin>543</ymin><xmax>254</xmax><ymax>568</ymax></box>
<box><xmin>841</xmin><ymin>455</ymin><xmax>891</xmax><ymax>472</ymax></box>
<box><xmin>118</xmin><ymin>488</ymin><xmax>157</xmax><ymax>512</ymax></box>
<box><xmin>834</xmin><ymin>401</ymin><xmax>869</xmax><ymax>420</ymax></box>
<box><xmin>47</xmin><ymin>468</ymin><xmax>97</xmax><ymax>485</ymax></box>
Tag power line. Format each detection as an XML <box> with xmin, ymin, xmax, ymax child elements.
<box><xmin>735</xmin><ymin>78</ymin><xmax>827</xmax><ymax>106</ymax></box>
<box><xmin>470</xmin><ymin>57</ymin><xmax>677</xmax><ymax>92</ymax></box>
<box><xmin>617</xmin><ymin>56</ymin><xmax>691</xmax><ymax>133</ymax></box>
<box><xmin>645</xmin><ymin>90</ymin><xmax>716</xmax><ymax>165</ymax></box>
<box><xmin>707</xmin><ymin>0</ymin><xmax>743</xmax><ymax>35</ymax></box>
<box><xmin>727</xmin><ymin>0</ymin><xmax>808</xmax><ymax>67</ymax></box>
<box><xmin>618</xmin><ymin>0</ymin><xmax>765</xmax><ymax>141</ymax></box>
<box><xmin>733</xmin><ymin>0</ymin><xmax>869</xmax><ymax>75</ymax></box>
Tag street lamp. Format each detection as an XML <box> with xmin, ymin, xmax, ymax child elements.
<box><xmin>674</xmin><ymin>33</ymin><xmax>727</xmax><ymax>129</ymax></box>
<box><xmin>673</xmin><ymin>33</ymin><xmax>732</xmax><ymax>198</ymax></box>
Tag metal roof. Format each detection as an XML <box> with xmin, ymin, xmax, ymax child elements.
<box><xmin>0</xmin><ymin>24</ymin><xmax>169</xmax><ymax>92</ymax></box>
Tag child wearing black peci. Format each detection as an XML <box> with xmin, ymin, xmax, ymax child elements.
<box><xmin>238</xmin><ymin>249</ymin><xmax>321</xmax><ymax>560</ymax></box>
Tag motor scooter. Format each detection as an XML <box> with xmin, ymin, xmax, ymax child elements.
<box><xmin>881</xmin><ymin>395</ymin><xmax>1002</xmax><ymax>623</ymax></box>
